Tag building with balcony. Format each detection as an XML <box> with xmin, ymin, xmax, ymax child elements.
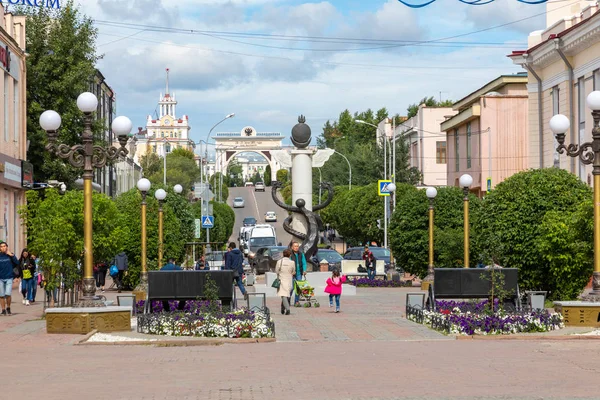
<box><xmin>509</xmin><ymin>0</ymin><xmax>600</xmax><ymax>182</ymax></box>
<box><xmin>441</xmin><ymin>73</ymin><xmax>529</xmax><ymax>196</ymax></box>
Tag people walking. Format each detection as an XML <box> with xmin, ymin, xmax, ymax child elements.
<box><xmin>325</xmin><ymin>268</ymin><xmax>346</xmax><ymax>313</ymax></box>
<box><xmin>31</xmin><ymin>254</ymin><xmax>39</xmax><ymax>303</ymax></box>
<box><xmin>0</xmin><ymin>241</ymin><xmax>19</xmax><ymax>315</ymax></box>
<box><xmin>275</xmin><ymin>249</ymin><xmax>295</xmax><ymax>315</ymax></box>
<box><xmin>112</xmin><ymin>251</ymin><xmax>128</xmax><ymax>292</ymax></box>
<box><xmin>94</xmin><ymin>261</ymin><xmax>108</xmax><ymax>292</ymax></box>
<box><xmin>18</xmin><ymin>249</ymin><xmax>35</xmax><ymax>306</ymax></box>
<box><xmin>290</xmin><ymin>241</ymin><xmax>307</xmax><ymax>306</ymax></box>
<box><xmin>363</xmin><ymin>245</ymin><xmax>375</xmax><ymax>280</ymax></box>
<box><xmin>225</xmin><ymin>242</ymin><xmax>247</xmax><ymax>300</ymax></box>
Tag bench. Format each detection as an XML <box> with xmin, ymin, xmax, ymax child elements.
<box><xmin>427</xmin><ymin>268</ymin><xmax>521</xmax><ymax>311</ymax></box>
<box><xmin>146</xmin><ymin>270</ymin><xmax>235</xmax><ymax>312</ymax></box>
<box><xmin>341</xmin><ymin>260</ymin><xmax>387</xmax><ymax>280</ymax></box>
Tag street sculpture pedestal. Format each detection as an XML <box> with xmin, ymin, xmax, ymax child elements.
<box><xmin>46</xmin><ymin>306</ymin><xmax>132</xmax><ymax>334</ymax></box>
<box><xmin>553</xmin><ymin>301</ymin><xmax>600</xmax><ymax>327</ymax></box>
<box><xmin>271</xmin><ymin>116</ymin><xmax>334</xmax><ymax>268</ymax></box>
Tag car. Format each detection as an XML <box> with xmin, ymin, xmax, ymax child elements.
<box><xmin>243</xmin><ymin>217</ymin><xmax>257</xmax><ymax>227</ymax></box>
<box><xmin>311</xmin><ymin>249</ymin><xmax>343</xmax><ymax>272</ymax></box>
<box><xmin>205</xmin><ymin>251</ymin><xmax>225</xmax><ymax>270</ymax></box>
<box><xmin>244</xmin><ymin>182</ymin><xmax>254</xmax><ymax>187</ymax></box>
<box><xmin>233</xmin><ymin>197</ymin><xmax>245</xmax><ymax>208</ymax></box>
<box><xmin>254</xmin><ymin>182</ymin><xmax>265</xmax><ymax>192</ymax></box>
<box><xmin>343</xmin><ymin>246</ymin><xmax>396</xmax><ymax>271</ymax></box>
<box><xmin>264</xmin><ymin>211</ymin><xmax>277</xmax><ymax>222</ymax></box>
<box><xmin>250</xmin><ymin>246</ymin><xmax>288</xmax><ymax>274</ymax></box>
<box><xmin>247</xmin><ymin>225</ymin><xmax>278</xmax><ymax>258</ymax></box>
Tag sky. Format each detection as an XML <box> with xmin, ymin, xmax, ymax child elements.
<box><xmin>66</xmin><ymin>0</ymin><xmax>552</xmax><ymax>152</ymax></box>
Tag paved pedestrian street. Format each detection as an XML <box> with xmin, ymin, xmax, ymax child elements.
<box><xmin>1</xmin><ymin>286</ymin><xmax>599</xmax><ymax>400</ymax></box>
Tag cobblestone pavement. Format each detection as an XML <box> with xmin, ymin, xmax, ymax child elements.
<box><xmin>1</xmin><ymin>286</ymin><xmax>599</xmax><ymax>400</ymax></box>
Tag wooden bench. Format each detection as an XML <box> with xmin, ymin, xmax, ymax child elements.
<box><xmin>427</xmin><ymin>268</ymin><xmax>521</xmax><ymax>311</ymax></box>
<box><xmin>146</xmin><ymin>270</ymin><xmax>235</xmax><ymax>312</ymax></box>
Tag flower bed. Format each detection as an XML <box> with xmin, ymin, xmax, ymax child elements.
<box><xmin>407</xmin><ymin>300</ymin><xmax>564</xmax><ymax>335</ymax></box>
<box><xmin>136</xmin><ymin>300</ymin><xmax>275</xmax><ymax>338</ymax></box>
<box><xmin>347</xmin><ymin>277</ymin><xmax>410</xmax><ymax>287</ymax></box>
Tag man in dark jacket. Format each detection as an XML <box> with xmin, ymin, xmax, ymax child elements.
<box><xmin>225</xmin><ymin>242</ymin><xmax>247</xmax><ymax>299</ymax></box>
<box><xmin>112</xmin><ymin>251</ymin><xmax>128</xmax><ymax>292</ymax></box>
<box><xmin>0</xmin><ymin>241</ymin><xmax>19</xmax><ymax>315</ymax></box>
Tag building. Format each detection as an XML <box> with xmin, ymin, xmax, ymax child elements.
<box><xmin>134</xmin><ymin>69</ymin><xmax>195</xmax><ymax>163</ymax></box>
<box><xmin>89</xmin><ymin>70</ymin><xmax>115</xmax><ymax>196</ymax></box>
<box><xmin>394</xmin><ymin>106</ymin><xmax>456</xmax><ymax>186</ymax></box>
<box><xmin>509</xmin><ymin>0</ymin><xmax>600</xmax><ymax>182</ymax></box>
<box><xmin>0</xmin><ymin>9</ymin><xmax>27</xmax><ymax>252</ymax></box>
<box><xmin>441</xmin><ymin>73</ymin><xmax>529</xmax><ymax>196</ymax></box>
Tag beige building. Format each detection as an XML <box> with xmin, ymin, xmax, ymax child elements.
<box><xmin>0</xmin><ymin>9</ymin><xmax>26</xmax><ymax>252</ymax></box>
<box><xmin>394</xmin><ymin>106</ymin><xmax>456</xmax><ymax>186</ymax></box>
<box><xmin>441</xmin><ymin>74</ymin><xmax>529</xmax><ymax>196</ymax></box>
<box><xmin>509</xmin><ymin>0</ymin><xmax>600</xmax><ymax>182</ymax></box>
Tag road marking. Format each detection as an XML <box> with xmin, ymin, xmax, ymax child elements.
<box><xmin>251</xmin><ymin>188</ymin><xmax>261</xmax><ymax>220</ymax></box>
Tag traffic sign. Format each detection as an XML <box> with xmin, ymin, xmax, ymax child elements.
<box><xmin>378</xmin><ymin>180</ymin><xmax>392</xmax><ymax>196</ymax></box>
<box><xmin>201</xmin><ymin>215</ymin><xmax>214</xmax><ymax>228</ymax></box>
<box><xmin>486</xmin><ymin>177</ymin><xmax>492</xmax><ymax>192</ymax></box>
<box><xmin>194</xmin><ymin>219</ymin><xmax>201</xmax><ymax>238</ymax></box>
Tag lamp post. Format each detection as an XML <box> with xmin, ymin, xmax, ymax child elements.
<box><xmin>356</xmin><ymin>119</ymin><xmax>387</xmax><ymax>179</ymax></box>
<box><xmin>135</xmin><ymin>178</ymin><xmax>151</xmax><ymax>298</ymax></box>
<box><xmin>154</xmin><ymin>188</ymin><xmax>167</xmax><ymax>269</ymax></box>
<box><xmin>425</xmin><ymin>187</ymin><xmax>438</xmax><ymax>282</ymax></box>
<box><xmin>459</xmin><ymin>174</ymin><xmax>473</xmax><ymax>268</ymax></box>
<box><xmin>384</xmin><ymin>183</ymin><xmax>396</xmax><ymax>249</ymax></box>
<box><xmin>550</xmin><ymin>90</ymin><xmax>600</xmax><ymax>296</ymax></box>
<box><xmin>328</xmin><ymin>149</ymin><xmax>352</xmax><ymax>190</ymax></box>
<box><xmin>40</xmin><ymin>92</ymin><xmax>133</xmax><ymax>306</ymax></box>
<box><xmin>203</xmin><ymin>113</ymin><xmax>234</xmax><ymax>212</ymax></box>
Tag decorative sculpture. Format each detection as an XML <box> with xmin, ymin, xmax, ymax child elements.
<box><xmin>397</xmin><ymin>0</ymin><xmax>547</xmax><ymax>7</ymax></box>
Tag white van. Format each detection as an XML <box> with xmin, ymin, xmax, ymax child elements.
<box><xmin>247</xmin><ymin>224</ymin><xmax>277</xmax><ymax>258</ymax></box>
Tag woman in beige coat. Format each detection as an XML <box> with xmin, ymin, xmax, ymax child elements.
<box><xmin>275</xmin><ymin>249</ymin><xmax>295</xmax><ymax>315</ymax></box>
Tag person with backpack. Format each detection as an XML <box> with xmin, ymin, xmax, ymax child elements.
<box><xmin>18</xmin><ymin>249</ymin><xmax>35</xmax><ymax>306</ymax></box>
<box><xmin>363</xmin><ymin>245</ymin><xmax>375</xmax><ymax>280</ymax></box>
<box><xmin>112</xmin><ymin>251</ymin><xmax>128</xmax><ymax>292</ymax></box>
<box><xmin>325</xmin><ymin>268</ymin><xmax>347</xmax><ymax>313</ymax></box>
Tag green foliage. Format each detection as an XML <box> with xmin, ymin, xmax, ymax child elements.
<box><xmin>23</xmin><ymin>0</ymin><xmax>100</xmax><ymax>184</ymax></box>
<box><xmin>209</xmin><ymin>173</ymin><xmax>229</xmax><ymax>202</ymax></box>
<box><xmin>280</xmin><ymin>183</ymin><xmax>293</xmax><ymax>205</ymax></box>
<box><xmin>226</xmin><ymin>160</ymin><xmax>243</xmax><ymax>187</ymax></box>
<box><xmin>113</xmin><ymin>186</ymin><xmax>194</xmax><ymax>289</ymax></box>
<box><xmin>149</xmin><ymin>152</ymin><xmax>200</xmax><ymax>192</ymax></box>
<box><xmin>264</xmin><ymin>165</ymin><xmax>272</xmax><ymax>186</ymax></box>
<box><xmin>389</xmin><ymin>186</ymin><xmax>481</xmax><ymax>278</ymax></box>
<box><xmin>190</xmin><ymin>200</ymin><xmax>235</xmax><ymax>246</ymax></box>
<box><xmin>203</xmin><ymin>274</ymin><xmax>220</xmax><ymax>302</ymax></box>
<box><xmin>473</xmin><ymin>168</ymin><xmax>592</xmax><ymax>299</ymax></box>
<box><xmin>276</xmin><ymin>169</ymin><xmax>289</xmax><ymax>183</ymax></box>
<box><xmin>139</xmin><ymin>150</ymin><xmax>161</xmax><ymax>177</ymax></box>
<box><xmin>169</xmin><ymin>148</ymin><xmax>195</xmax><ymax>159</ymax></box>
<box><xmin>251</xmin><ymin>171</ymin><xmax>262</xmax><ymax>184</ymax></box>
<box><xmin>480</xmin><ymin>269</ymin><xmax>515</xmax><ymax>313</ymax></box>
<box><xmin>19</xmin><ymin>189</ymin><xmax>127</xmax><ymax>291</ymax></box>
<box><xmin>406</xmin><ymin>96</ymin><xmax>453</xmax><ymax>119</ymax></box>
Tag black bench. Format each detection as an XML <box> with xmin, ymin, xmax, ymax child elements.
<box><xmin>146</xmin><ymin>270</ymin><xmax>235</xmax><ymax>312</ymax></box>
<box><xmin>427</xmin><ymin>268</ymin><xmax>521</xmax><ymax>311</ymax></box>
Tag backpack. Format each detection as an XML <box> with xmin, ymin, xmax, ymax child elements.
<box><xmin>357</xmin><ymin>265</ymin><xmax>367</xmax><ymax>273</ymax></box>
<box><xmin>109</xmin><ymin>265</ymin><xmax>119</xmax><ymax>277</ymax></box>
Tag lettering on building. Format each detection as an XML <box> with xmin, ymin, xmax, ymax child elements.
<box><xmin>0</xmin><ymin>0</ymin><xmax>60</xmax><ymax>9</ymax></box>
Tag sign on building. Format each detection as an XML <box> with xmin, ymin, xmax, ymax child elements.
<box><xmin>194</xmin><ymin>219</ymin><xmax>201</xmax><ymax>238</ymax></box>
<box><xmin>0</xmin><ymin>0</ymin><xmax>61</xmax><ymax>9</ymax></box>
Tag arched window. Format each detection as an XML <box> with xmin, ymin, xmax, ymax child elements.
<box><xmin>166</xmin><ymin>143</ymin><xmax>171</xmax><ymax>153</ymax></box>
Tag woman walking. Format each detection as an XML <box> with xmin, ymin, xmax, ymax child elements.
<box><xmin>18</xmin><ymin>249</ymin><xmax>35</xmax><ymax>306</ymax></box>
<box><xmin>324</xmin><ymin>268</ymin><xmax>346</xmax><ymax>313</ymax></box>
<box><xmin>275</xmin><ymin>249</ymin><xmax>295</xmax><ymax>315</ymax></box>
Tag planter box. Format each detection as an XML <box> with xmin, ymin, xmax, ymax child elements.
<box><xmin>553</xmin><ymin>301</ymin><xmax>600</xmax><ymax>327</ymax></box>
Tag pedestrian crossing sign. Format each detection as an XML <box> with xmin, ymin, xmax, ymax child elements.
<box><xmin>201</xmin><ymin>215</ymin><xmax>214</xmax><ymax>228</ymax></box>
<box><xmin>378</xmin><ymin>180</ymin><xmax>392</xmax><ymax>196</ymax></box>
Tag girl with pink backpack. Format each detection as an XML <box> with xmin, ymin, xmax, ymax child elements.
<box><xmin>324</xmin><ymin>269</ymin><xmax>346</xmax><ymax>313</ymax></box>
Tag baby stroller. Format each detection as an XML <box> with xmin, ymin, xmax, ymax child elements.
<box><xmin>294</xmin><ymin>280</ymin><xmax>319</xmax><ymax>307</ymax></box>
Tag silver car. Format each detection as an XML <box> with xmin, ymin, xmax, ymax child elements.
<box><xmin>233</xmin><ymin>197</ymin><xmax>245</xmax><ymax>208</ymax></box>
<box><xmin>254</xmin><ymin>182</ymin><xmax>265</xmax><ymax>192</ymax></box>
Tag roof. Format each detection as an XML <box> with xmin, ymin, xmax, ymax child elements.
<box><xmin>452</xmin><ymin>73</ymin><xmax>528</xmax><ymax>111</ymax></box>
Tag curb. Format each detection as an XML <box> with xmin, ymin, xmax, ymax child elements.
<box><xmin>77</xmin><ymin>335</ymin><xmax>277</xmax><ymax>346</ymax></box>
<box><xmin>76</xmin><ymin>329</ymin><xmax>98</xmax><ymax>344</ymax></box>
<box><xmin>456</xmin><ymin>334</ymin><xmax>600</xmax><ymax>341</ymax></box>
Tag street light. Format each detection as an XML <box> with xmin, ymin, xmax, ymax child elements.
<box><xmin>425</xmin><ymin>187</ymin><xmax>438</xmax><ymax>283</ymax></box>
<box><xmin>328</xmin><ymin>148</ymin><xmax>352</xmax><ymax>190</ymax></box>
<box><xmin>384</xmin><ymin>182</ymin><xmax>396</xmax><ymax>249</ymax></box>
<box><xmin>173</xmin><ymin>184</ymin><xmax>183</xmax><ymax>194</ymax></box>
<box><xmin>459</xmin><ymin>174</ymin><xmax>473</xmax><ymax>268</ymax></box>
<box><xmin>40</xmin><ymin>93</ymin><xmax>132</xmax><ymax>306</ymax></box>
<box><xmin>154</xmin><ymin>188</ymin><xmax>167</xmax><ymax>269</ymax></box>
<box><xmin>550</xmin><ymin>90</ymin><xmax>600</xmax><ymax>296</ymax></box>
<box><xmin>135</xmin><ymin>178</ymin><xmax>151</xmax><ymax>298</ymax></box>
<box><xmin>355</xmin><ymin>119</ymin><xmax>388</xmax><ymax>179</ymax></box>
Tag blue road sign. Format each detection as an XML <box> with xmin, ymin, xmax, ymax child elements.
<box><xmin>378</xmin><ymin>180</ymin><xmax>392</xmax><ymax>196</ymax></box>
<box><xmin>486</xmin><ymin>177</ymin><xmax>492</xmax><ymax>192</ymax></box>
<box><xmin>201</xmin><ymin>215</ymin><xmax>214</xmax><ymax>228</ymax></box>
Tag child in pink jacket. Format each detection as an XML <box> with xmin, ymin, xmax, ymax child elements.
<box><xmin>324</xmin><ymin>269</ymin><xmax>346</xmax><ymax>313</ymax></box>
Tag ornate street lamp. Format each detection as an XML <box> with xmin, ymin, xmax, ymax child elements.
<box><xmin>425</xmin><ymin>187</ymin><xmax>438</xmax><ymax>282</ymax></box>
<box><xmin>550</xmin><ymin>90</ymin><xmax>600</xmax><ymax>297</ymax></box>
<box><xmin>40</xmin><ymin>92</ymin><xmax>132</xmax><ymax>306</ymax></box>
<box><xmin>173</xmin><ymin>184</ymin><xmax>183</xmax><ymax>194</ymax></box>
<box><xmin>135</xmin><ymin>178</ymin><xmax>151</xmax><ymax>298</ymax></box>
<box><xmin>154</xmin><ymin>188</ymin><xmax>167</xmax><ymax>269</ymax></box>
<box><xmin>459</xmin><ymin>174</ymin><xmax>473</xmax><ymax>268</ymax></box>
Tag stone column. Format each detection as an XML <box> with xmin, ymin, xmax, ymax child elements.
<box><xmin>291</xmin><ymin>149</ymin><xmax>314</xmax><ymax>235</ymax></box>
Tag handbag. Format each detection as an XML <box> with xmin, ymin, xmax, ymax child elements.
<box><xmin>271</xmin><ymin>278</ymin><xmax>281</xmax><ymax>289</ymax></box>
<box><xmin>13</xmin><ymin>266</ymin><xmax>20</xmax><ymax>279</ymax></box>
<box><xmin>231</xmin><ymin>267</ymin><xmax>240</xmax><ymax>278</ymax></box>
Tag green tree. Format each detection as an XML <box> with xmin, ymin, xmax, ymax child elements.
<box><xmin>23</xmin><ymin>1</ymin><xmax>100</xmax><ymax>184</ymax></box>
<box><xmin>406</xmin><ymin>96</ymin><xmax>454</xmax><ymax>119</ymax></box>
<box><xmin>251</xmin><ymin>171</ymin><xmax>262</xmax><ymax>184</ymax></box>
<box><xmin>190</xmin><ymin>200</ymin><xmax>235</xmax><ymax>246</ymax></box>
<box><xmin>264</xmin><ymin>165</ymin><xmax>272</xmax><ymax>186</ymax></box>
<box><xmin>209</xmin><ymin>173</ymin><xmax>229</xmax><ymax>202</ymax></box>
<box><xmin>276</xmin><ymin>169</ymin><xmax>289</xmax><ymax>183</ymax></box>
<box><xmin>227</xmin><ymin>160</ymin><xmax>243</xmax><ymax>187</ymax></box>
<box><xmin>169</xmin><ymin>148</ymin><xmax>195</xmax><ymax>159</ymax></box>
<box><xmin>473</xmin><ymin>168</ymin><xmax>592</xmax><ymax>298</ymax></box>
<box><xmin>139</xmin><ymin>149</ymin><xmax>161</xmax><ymax>177</ymax></box>
<box><xmin>149</xmin><ymin>152</ymin><xmax>200</xmax><ymax>192</ymax></box>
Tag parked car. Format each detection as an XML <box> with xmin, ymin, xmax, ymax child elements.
<box><xmin>343</xmin><ymin>246</ymin><xmax>395</xmax><ymax>271</ymax></box>
<box><xmin>233</xmin><ymin>197</ymin><xmax>245</xmax><ymax>208</ymax></box>
<box><xmin>243</xmin><ymin>217</ymin><xmax>257</xmax><ymax>227</ymax></box>
<box><xmin>244</xmin><ymin>182</ymin><xmax>254</xmax><ymax>187</ymax></box>
<box><xmin>254</xmin><ymin>182</ymin><xmax>265</xmax><ymax>192</ymax></box>
<box><xmin>205</xmin><ymin>251</ymin><xmax>225</xmax><ymax>270</ymax></box>
<box><xmin>264</xmin><ymin>211</ymin><xmax>277</xmax><ymax>222</ymax></box>
<box><xmin>311</xmin><ymin>249</ymin><xmax>343</xmax><ymax>271</ymax></box>
<box><xmin>250</xmin><ymin>246</ymin><xmax>288</xmax><ymax>274</ymax></box>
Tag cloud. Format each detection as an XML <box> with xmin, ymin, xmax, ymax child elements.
<box><xmin>463</xmin><ymin>0</ymin><xmax>546</xmax><ymax>35</ymax></box>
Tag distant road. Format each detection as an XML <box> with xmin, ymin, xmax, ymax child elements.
<box><xmin>227</xmin><ymin>186</ymin><xmax>293</xmax><ymax>249</ymax></box>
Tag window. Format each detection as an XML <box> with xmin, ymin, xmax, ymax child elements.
<box><xmin>436</xmin><ymin>141</ymin><xmax>447</xmax><ymax>164</ymax></box>
<box><xmin>466</xmin><ymin>122</ymin><xmax>472</xmax><ymax>169</ymax></box>
<box><xmin>552</xmin><ymin>86</ymin><xmax>560</xmax><ymax>168</ymax></box>
<box><xmin>3</xmin><ymin>73</ymin><xmax>8</xmax><ymax>141</ymax></box>
<box><xmin>13</xmin><ymin>80</ymin><xmax>18</xmax><ymax>144</ymax></box>
<box><xmin>595</xmin><ymin>69</ymin><xmax>600</xmax><ymax>91</ymax></box>
<box><xmin>454</xmin><ymin>129</ymin><xmax>459</xmax><ymax>172</ymax></box>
